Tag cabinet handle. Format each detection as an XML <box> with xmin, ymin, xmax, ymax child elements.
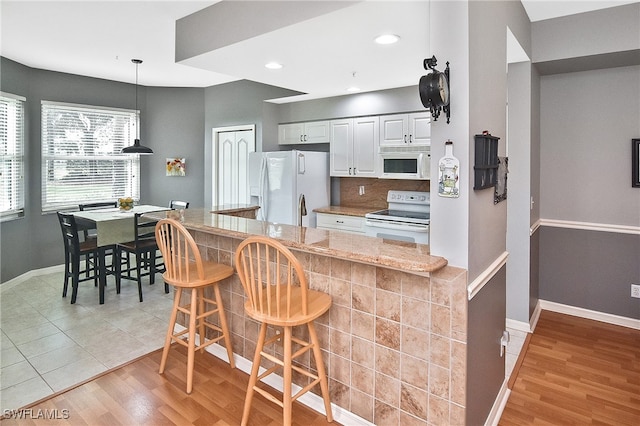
<box><xmin>404</xmin><ymin>134</ymin><xmax>408</xmax><ymax>143</ymax></box>
<box><xmin>304</xmin><ymin>134</ymin><xmax>308</xmax><ymax>142</ymax></box>
<box><xmin>336</xmin><ymin>220</ymin><xmax>344</xmax><ymax>224</ymax></box>
<box><xmin>300</xmin><ymin>135</ymin><xmax>303</xmax><ymax>142</ymax></box>
<box><xmin>349</xmin><ymin>167</ymin><xmax>352</xmax><ymax>175</ymax></box>
<box><xmin>353</xmin><ymin>168</ymin><xmax>357</xmax><ymax>175</ymax></box>
<box><xmin>409</xmin><ymin>134</ymin><xmax>413</xmax><ymax>143</ymax></box>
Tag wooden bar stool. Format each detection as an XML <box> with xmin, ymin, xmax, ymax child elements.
<box><xmin>155</xmin><ymin>218</ymin><xmax>235</xmax><ymax>394</ymax></box>
<box><xmin>234</xmin><ymin>236</ymin><xmax>333</xmax><ymax>426</ymax></box>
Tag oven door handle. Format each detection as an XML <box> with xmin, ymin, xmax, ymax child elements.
<box><xmin>365</xmin><ymin>220</ymin><xmax>430</xmax><ymax>232</ymax></box>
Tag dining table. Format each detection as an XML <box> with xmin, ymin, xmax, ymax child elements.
<box><xmin>71</xmin><ymin>205</ymin><xmax>170</xmax><ymax>304</ymax></box>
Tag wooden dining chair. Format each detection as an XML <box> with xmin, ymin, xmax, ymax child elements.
<box><xmin>234</xmin><ymin>236</ymin><xmax>333</xmax><ymax>426</ymax></box>
<box><xmin>155</xmin><ymin>218</ymin><xmax>235</xmax><ymax>394</ymax></box>
<box><xmin>115</xmin><ymin>213</ymin><xmax>163</xmax><ymax>302</ymax></box>
<box><xmin>169</xmin><ymin>200</ymin><xmax>189</xmax><ymax>209</ymax></box>
<box><xmin>57</xmin><ymin>212</ymin><xmax>102</xmax><ymax>304</ymax></box>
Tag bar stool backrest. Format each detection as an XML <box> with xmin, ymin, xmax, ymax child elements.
<box><xmin>235</xmin><ymin>236</ymin><xmax>310</xmax><ymax>322</ymax></box>
<box><xmin>155</xmin><ymin>218</ymin><xmax>204</xmax><ymax>284</ymax></box>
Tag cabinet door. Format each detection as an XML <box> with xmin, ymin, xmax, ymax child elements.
<box><xmin>278</xmin><ymin>123</ymin><xmax>304</xmax><ymax>145</ymax></box>
<box><xmin>317</xmin><ymin>213</ymin><xmax>365</xmax><ymax>234</ymax></box>
<box><xmin>303</xmin><ymin>121</ymin><xmax>330</xmax><ymax>144</ymax></box>
<box><xmin>352</xmin><ymin>116</ymin><xmax>379</xmax><ymax>177</ymax></box>
<box><xmin>329</xmin><ymin>119</ymin><xmax>352</xmax><ymax>177</ymax></box>
<box><xmin>408</xmin><ymin>113</ymin><xmax>431</xmax><ymax>145</ymax></box>
<box><xmin>380</xmin><ymin>114</ymin><xmax>408</xmax><ymax>146</ymax></box>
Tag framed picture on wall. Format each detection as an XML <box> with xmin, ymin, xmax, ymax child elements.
<box><xmin>633</xmin><ymin>139</ymin><xmax>640</xmax><ymax>188</ymax></box>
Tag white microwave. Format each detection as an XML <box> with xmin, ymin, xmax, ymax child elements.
<box><xmin>379</xmin><ymin>147</ymin><xmax>431</xmax><ymax>180</ymax></box>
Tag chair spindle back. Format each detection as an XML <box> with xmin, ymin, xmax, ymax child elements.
<box><xmin>235</xmin><ymin>236</ymin><xmax>308</xmax><ymax>320</ymax></box>
<box><xmin>155</xmin><ymin>219</ymin><xmax>204</xmax><ymax>284</ymax></box>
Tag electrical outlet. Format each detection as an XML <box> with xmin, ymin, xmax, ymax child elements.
<box><xmin>632</xmin><ymin>284</ymin><xmax>640</xmax><ymax>299</ymax></box>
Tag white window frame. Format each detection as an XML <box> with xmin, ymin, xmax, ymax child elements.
<box><xmin>41</xmin><ymin>101</ymin><xmax>140</xmax><ymax>213</ymax></box>
<box><xmin>1</xmin><ymin>92</ymin><xmax>26</xmax><ymax>221</ymax></box>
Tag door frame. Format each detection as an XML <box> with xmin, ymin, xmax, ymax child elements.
<box><xmin>211</xmin><ymin>124</ymin><xmax>256</xmax><ymax>207</ymax></box>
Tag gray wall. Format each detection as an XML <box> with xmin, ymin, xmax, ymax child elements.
<box><xmin>538</xmin><ymin>65</ymin><xmax>640</xmax><ymax>317</ymax></box>
<box><xmin>539</xmin><ymin>227</ymin><xmax>640</xmax><ymax>319</ymax></box>
<box><xmin>144</xmin><ymin>87</ymin><xmax>205</xmax><ymax>207</ymax></box>
<box><xmin>0</xmin><ymin>58</ymin><xmax>206</xmax><ymax>282</ymax></box>
<box><xmin>276</xmin><ymin>85</ymin><xmax>425</xmax><ymax>122</ymax></box>
<box><xmin>202</xmin><ymin>80</ymin><xmax>301</xmax><ymax>208</ymax></box>
<box><xmin>532</xmin><ymin>3</ymin><xmax>640</xmax><ymax>67</ymax></box>
<box><xmin>466</xmin><ymin>266</ymin><xmax>507</xmax><ymax>424</ymax></box>
<box><xmin>540</xmin><ymin>66</ymin><xmax>640</xmax><ymax>226</ymax></box>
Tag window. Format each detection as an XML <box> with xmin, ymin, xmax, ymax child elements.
<box><xmin>41</xmin><ymin>101</ymin><xmax>140</xmax><ymax>212</ymax></box>
<box><xmin>0</xmin><ymin>92</ymin><xmax>25</xmax><ymax>221</ymax></box>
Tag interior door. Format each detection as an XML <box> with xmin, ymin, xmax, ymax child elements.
<box><xmin>217</xmin><ymin>129</ymin><xmax>254</xmax><ymax>205</ymax></box>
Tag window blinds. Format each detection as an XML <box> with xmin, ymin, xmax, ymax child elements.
<box><xmin>41</xmin><ymin>101</ymin><xmax>140</xmax><ymax>212</ymax></box>
<box><xmin>0</xmin><ymin>93</ymin><xmax>25</xmax><ymax>220</ymax></box>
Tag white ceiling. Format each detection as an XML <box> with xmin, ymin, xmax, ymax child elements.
<box><xmin>1</xmin><ymin>1</ymin><xmax>637</xmax><ymax>102</ymax></box>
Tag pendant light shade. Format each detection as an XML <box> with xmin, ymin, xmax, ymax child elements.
<box><xmin>121</xmin><ymin>59</ymin><xmax>153</xmax><ymax>155</ymax></box>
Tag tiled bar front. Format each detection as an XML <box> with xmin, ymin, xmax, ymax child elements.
<box><xmin>190</xmin><ymin>230</ymin><xmax>468</xmax><ymax>425</ymax></box>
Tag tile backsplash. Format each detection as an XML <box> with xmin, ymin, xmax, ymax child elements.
<box><xmin>340</xmin><ymin>178</ymin><xmax>429</xmax><ymax>210</ymax></box>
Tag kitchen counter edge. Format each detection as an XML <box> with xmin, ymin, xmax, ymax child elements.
<box><xmin>145</xmin><ymin>209</ymin><xmax>447</xmax><ymax>274</ymax></box>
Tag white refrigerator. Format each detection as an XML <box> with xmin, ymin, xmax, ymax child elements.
<box><xmin>248</xmin><ymin>150</ymin><xmax>330</xmax><ymax>227</ymax></box>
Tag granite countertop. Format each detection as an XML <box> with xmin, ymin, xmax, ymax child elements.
<box><xmin>210</xmin><ymin>204</ymin><xmax>260</xmax><ymax>214</ymax></box>
<box><xmin>313</xmin><ymin>205</ymin><xmax>375</xmax><ymax>217</ymax></box>
<box><xmin>145</xmin><ymin>208</ymin><xmax>447</xmax><ymax>274</ymax></box>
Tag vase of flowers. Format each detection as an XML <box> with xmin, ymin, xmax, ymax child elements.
<box><xmin>118</xmin><ymin>197</ymin><xmax>134</xmax><ymax>211</ymax></box>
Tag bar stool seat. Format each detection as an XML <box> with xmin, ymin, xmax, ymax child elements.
<box><xmin>234</xmin><ymin>236</ymin><xmax>333</xmax><ymax>426</ymax></box>
<box><xmin>154</xmin><ymin>218</ymin><xmax>235</xmax><ymax>394</ymax></box>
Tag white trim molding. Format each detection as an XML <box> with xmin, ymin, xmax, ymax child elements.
<box><xmin>468</xmin><ymin>251</ymin><xmax>509</xmax><ymax>300</ymax></box>
<box><xmin>529</xmin><ymin>219</ymin><xmax>541</xmax><ymax>236</ymax></box>
<box><xmin>540</xmin><ymin>219</ymin><xmax>640</xmax><ymax>235</ymax></box>
<box><xmin>539</xmin><ymin>300</ymin><xmax>640</xmax><ymax>330</ymax></box>
<box><xmin>1</xmin><ymin>264</ymin><xmax>65</xmax><ymax>292</ymax></box>
<box><xmin>485</xmin><ymin>379</ymin><xmax>510</xmax><ymax>426</ymax></box>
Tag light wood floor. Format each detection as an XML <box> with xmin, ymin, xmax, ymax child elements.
<box><xmin>5</xmin><ymin>310</ymin><xmax>638</xmax><ymax>425</ymax></box>
<box><xmin>500</xmin><ymin>310</ymin><xmax>640</xmax><ymax>425</ymax></box>
<box><xmin>1</xmin><ymin>344</ymin><xmax>337</xmax><ymax>426</ymax></box>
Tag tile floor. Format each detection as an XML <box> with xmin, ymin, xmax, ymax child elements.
<box><xmin>0</xmin><ymin>269</ymin><xmax>174</xmax><ymax>412</ymax></box>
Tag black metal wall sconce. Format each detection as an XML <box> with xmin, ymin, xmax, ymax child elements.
<box><xmin>419</xmin><ymin>55</ymin><xmax>450</xmax><ymax>123</ymax></box>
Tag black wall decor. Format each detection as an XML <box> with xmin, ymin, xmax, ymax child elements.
<box><xmin>633</xmin><ymin>139</ymin><xmax>640</xmax><ymax>187</ymax></box>
<box><xmin>419</xmin><ymin>55</ymin><xmax>450</xmax><ymax>123</ymax></box>
<box><xmin>474</xmin><ymin>133</ymin><xmax>500</xmax><ymax>190</ymax></box>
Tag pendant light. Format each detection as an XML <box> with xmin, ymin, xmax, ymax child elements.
<box><xmin>121</xmin><ymin>59</ymin><xmax>153</xmax><ymax>154</ymax></box>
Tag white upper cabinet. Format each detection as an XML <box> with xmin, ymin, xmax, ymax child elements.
<box><xmin>380</xmin><ymin>112</ymin><xmax>430</xmax><ymax>147</ymax></box>
<box><xmin>278</xmin><ymin>121</ymin><xmax>330</xmax><ymax>144</ymax></box>
<box><xmin>352</xmin><ymin>116</ymin><xmax>379</xmax><ymax>177</ymax></box>
<box><xmin>330</xmin><ymin>117</ymin><xmax>379</xmax><ymax>177</ymax></box>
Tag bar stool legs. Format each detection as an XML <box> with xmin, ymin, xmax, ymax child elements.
<box><xmin>240</xmin><ymin>322</ymin><xmax>333</xmax><ymax>426</ymax></box>
<box><xmin>158</xmin><ymin>283</ymin><xmax>235</xmax><ymax>394</ymax></box>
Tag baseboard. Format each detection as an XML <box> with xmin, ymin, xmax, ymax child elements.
<box><xmin>1</xmin><ymin>264</ymin><xmax>64</xmax><ymax>292</ymax></box>
<box><xmin>505</xmin><ymin>318</ymin><xmax>531</xmax><ymax>333</ymax></box>
<box><xmin>539</xmin><ymin>300</ymin><xmax>640</xmax><ymax>330</ymax></box>
<box><xmin>175</xmin><ymin>325</ymin><xmax>373</xmax><ymax>426</ymax></box>
<box><xmin>484</xmin><ymin>379</ymin><xmax>510</xmax><ymax>426</ymax></box>
<box><xmin>529</xmin><ymin>300</ymin><xmax>542</xmax><ymax>331</ymax></box>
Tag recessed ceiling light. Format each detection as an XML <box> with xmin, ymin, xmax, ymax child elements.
<box><xmin>347</xmin><ymin>87</ymin><xmax>361</xmax><ymax>92</ymax></box>
<box><xmin>265</xmin><ymin>62</ymin><xmax>283</xmax><ymax>70</ymax></box>
<box><xmin>375</xmin><ymin>34</ymin><xmax>400</xmax><ymax>45</ymax></box>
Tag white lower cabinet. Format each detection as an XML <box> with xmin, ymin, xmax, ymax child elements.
<box><xmin>316</xmin><ymin>213</ymin><xmax>365</xmax><ymax>234</ymax></box>
<box><xmin>330</xmin><ymin>116</ymin><xmax>379</xmax><ymax>177</ymax></box>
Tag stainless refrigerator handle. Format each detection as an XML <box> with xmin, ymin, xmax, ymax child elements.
<box><xmin>298</xmin><ymin>194</ymin><xmax>307</xmax><ymax>226</ymax></box>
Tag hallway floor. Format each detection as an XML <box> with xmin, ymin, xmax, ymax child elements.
<box><xmin>0</xmin><ymin>269</ymin><xmax>173</xmax><ymax>412</ymax></box>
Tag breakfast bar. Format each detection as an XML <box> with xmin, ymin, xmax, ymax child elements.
<box><xmin>144</xmin><ymin>208</ymin><xmax>468</xmax><ymax>425</ymax></box>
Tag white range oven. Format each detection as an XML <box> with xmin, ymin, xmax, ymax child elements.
<box><xmin>364</xmin><ymin>190</ymin><xmax>430</xmax><ymax>244</ymax></box>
